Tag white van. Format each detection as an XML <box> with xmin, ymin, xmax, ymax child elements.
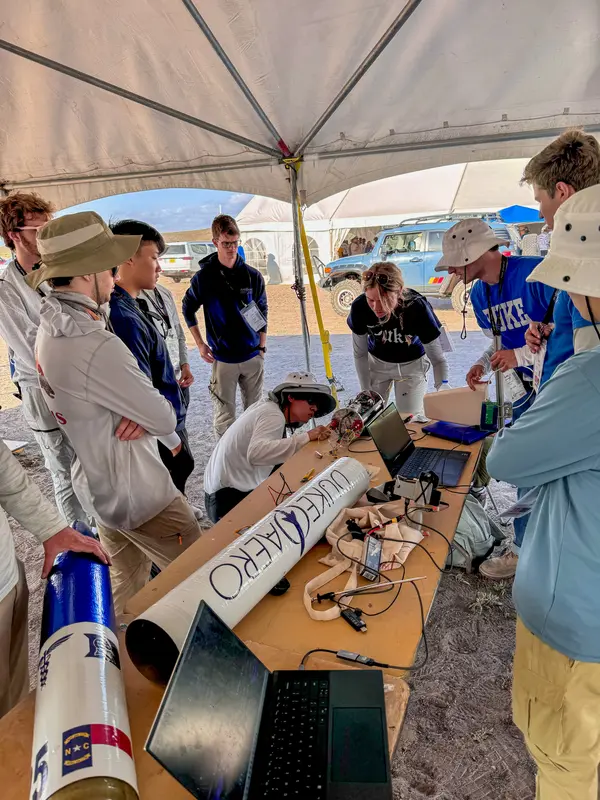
<box><xmin>159</xmin><ymin>241</ymin><xmax>216</xmax><ymax>282</ymax></box>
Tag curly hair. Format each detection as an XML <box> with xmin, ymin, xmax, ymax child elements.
<box><xmin>362</xmin><ymin>261</ymin><xmax>405</xmax><ymax>321</ymax></box>
<box><xmin>0</xmin><ymin>192</ymin><xmax>54</xmax><ymax>250</ymax></box>
<box><xmin>522</xmin><ymin>129</ymin><xmax>600</xmax><ymax>196</ymax></box>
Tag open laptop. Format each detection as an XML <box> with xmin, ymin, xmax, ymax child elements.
<box><xmin>367</xmin><ymin>404</ymin><xmax>470</xmax><ymax>487</ymax></box>
<box><xmin>146</xmin><ymin>601</ymin><xmax>392</xmax><ymax>800</ymax></box>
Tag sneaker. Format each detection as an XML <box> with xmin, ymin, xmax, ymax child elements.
<box><xmin>479</xmin><ymin>551</ymin><xmax>518</xmax><ymax>580</ymax></box>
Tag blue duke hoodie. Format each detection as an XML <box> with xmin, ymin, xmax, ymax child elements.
<box><xmin>488</xmin><ymin>346</ymin><xmax>600</xmax><ymax>661</ymax></box>
<box><xmin>182</xmin><ymin>253</ymin><xmax>268</xmax><ymax>363</ymax></box>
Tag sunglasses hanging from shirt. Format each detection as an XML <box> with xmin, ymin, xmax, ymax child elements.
<box><xmin>137</xmin><ymin>290</ymin><xmax>172</xmax><ymax>340</ymax></box>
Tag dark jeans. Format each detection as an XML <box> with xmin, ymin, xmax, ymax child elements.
<box><xmin>205</xmin><ymin>487</ymin><xmax>251</xmax><ymax>524</ymax></box>
<box><xmin>158</xmin><ymin>428</ymin><xmax>194</xmax><ymax>494</ymax></box>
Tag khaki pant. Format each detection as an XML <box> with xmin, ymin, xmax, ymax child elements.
<box><xmin>513</xmin><ymin>618</ymin><xmax>600</xmax><ymax>800</ymax></box>
<box><xmin>21</xmin><ymin>386</ymin><xmax>88</xmax><ymax>526</ymax></box>
<box><xmin>0</xmin><ymin>561</ymin><xmax>30</xmax><ymax>718</ymax></box>
<box><xmin>209</xmin><ymin>355</ymin><xmax>264</xmax><ymax>438</ymax></box>
<box><xmin>368</xmin><ymin>354</ymin><xmax>430</xmax><ymax>416</ymax></box>
<box><xmin>97</xmin><ymin>495</ymin><xmax>202</xmax><ymax>615</ymax></box>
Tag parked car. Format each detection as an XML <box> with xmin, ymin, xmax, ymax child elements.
<box><xmin>159</xmin><ymin>241</ymin><xmax>216</xmax><ymax>282</ymax></box>
<box><xmin>320</xmin><ymin>214</ymin><xmax>512</xmax><ymax>315</ymax></box>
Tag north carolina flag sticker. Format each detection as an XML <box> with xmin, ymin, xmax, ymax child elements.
<box><xmin>62</xmin><ymin>724</ymin><xmax>133</xmax><ymax>776</ymax></box>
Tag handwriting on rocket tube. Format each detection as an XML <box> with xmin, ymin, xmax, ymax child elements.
<box><xmin>209</xmin><ymin>470</ymin><xmax>352</xmax><ymax>600</ymax></box>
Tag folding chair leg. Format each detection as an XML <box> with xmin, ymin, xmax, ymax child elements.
<box><xmin>485</xmin><ymin>484</ymin><xmax>500</xmax><ymax>515</ymax></box>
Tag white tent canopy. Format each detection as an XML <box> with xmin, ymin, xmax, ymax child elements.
<box><xmin>238</xmin><ymin>159</ymin><xmax>537</xmax><ymax>231</ymax></box>
<box><xmin>236</xmin><ymin>159</ymin><xmax>538</xmax><ymax>280</ymax></box>
<box><xmin>1</xmin><ymin>0</ymin><xmax>600</xmax><ymax>209</ymax></box>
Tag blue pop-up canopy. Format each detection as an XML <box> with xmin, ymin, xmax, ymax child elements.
<box><xmin>498</xmin><ymin>205</ymin><xmax>541</xmax><ymax>224</ymax></box>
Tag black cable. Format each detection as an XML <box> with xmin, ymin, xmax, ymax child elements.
<box><xmin>301</xmin><ymin>580</ymin><xmax>429</xmax><ymax>672</ymax></box>
<box><xmin>299</xmin><ymin>648</ymin><xmax>338</xmax><ymax>668</ymax></box>
<box><xmin>347</xmin><ymin>441</ymin><xmax>379</xmax><ymax>453</ymax></box>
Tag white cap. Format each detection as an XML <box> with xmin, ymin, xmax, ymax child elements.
<box><xmin>435</xmin><ymin>219</ymin><xmax>509</xmax><ymax>271</ymax></box>
<box><xmin>270</xmin><ymin>372</ymin><xmax>336</xmax><ymax>417</ymax></box>
<box><xmin>526</xmin><ymin>184</ymin><xmax>600</xmax><ymax>297</ymax></box>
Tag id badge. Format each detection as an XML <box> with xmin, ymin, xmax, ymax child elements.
<box><xmin>240</xmin><ymin>300</ymin><xmax>267</xmax><ymax>332</ymax></box>
<box><xmin>502</xmin><ymin>369</ymin><xmax>527</xmax><ymax>402</ymax></box>
<box><xmin>532</xmin><ymin>340</ymin><xmax>547</xmax><ymax>393</ymax></box>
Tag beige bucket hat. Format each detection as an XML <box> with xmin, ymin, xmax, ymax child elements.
<box><xmin>435</xmin><ymin>218</ymin><xmax>509</xmax><ymax>271</ymax></box>
<box><xmin>526</xmin><ymin>184</ymin><xmax>600</xmax><ymax>297</ymax></box>
<box><xmin>27</xmin><ymin>211</ymin><xmax>141</xmax><ymax>290</ymax></box>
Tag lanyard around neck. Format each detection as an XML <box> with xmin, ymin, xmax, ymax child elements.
<box><xmin>484</xmin><ymin>255</ymin><xmax>508</xmax><ymax>337</ymax></box>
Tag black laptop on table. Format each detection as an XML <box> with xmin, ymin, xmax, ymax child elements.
<box><xmin>367</xmin><ymin>404</ymin><xmax>470</xmax><ymax>487</ymax></box>
<box><xmin>146</xmin><ymin>601</ymin><xmax>392</xmax><ymax>800</ymax></box>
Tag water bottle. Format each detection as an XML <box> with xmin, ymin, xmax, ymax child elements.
<box><xmin>438</xmin><ymin>380</ymin><xmax>452</xmax><ymax>391</ymax></box>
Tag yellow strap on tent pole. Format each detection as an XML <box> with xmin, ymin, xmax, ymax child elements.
<box><xmin>295</xmin><ymin>191</ymin><xmax>338</xmax><ymax>404</ymax></box>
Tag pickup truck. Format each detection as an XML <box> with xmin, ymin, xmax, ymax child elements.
<box><xmin>319</xmin><ymin>215</ymin><xmax>512</xmax><ymax>316</ymax></box>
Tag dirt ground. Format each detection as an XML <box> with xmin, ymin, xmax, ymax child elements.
<box><xmin>0</xmin><ymin>280</ymin><xmax>533</xmax><ymax>799</ymax></box>
<box><xmin>0</xmin><ymin>280</ymin><xmax>478</xmax><ymax>411</ymax></box>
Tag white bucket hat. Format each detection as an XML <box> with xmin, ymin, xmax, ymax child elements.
<box><xmin>271</xmin><ymin>372</ymin><xmax>336</xmax><ymax>417</ymax></box>
<box><xmin>526</xmin><ymin>184</ymin><xmax>600</xmax><ymax>297</ymax></box>
<box><xmin>435</xmin><ymin>219</ymin><xmax>509</xmax><ymax>271</ymax></box>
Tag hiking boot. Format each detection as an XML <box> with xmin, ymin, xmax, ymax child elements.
<box><xmin>479</xmin><ymin>551</ymin><xmax>518</xmax><ymax>580</ymax></box>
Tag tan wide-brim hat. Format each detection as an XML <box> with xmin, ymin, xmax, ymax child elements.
<box><xmin>27</xmin><ymin>210</ymin><xmax>141</xmax><ymax>290</ymax></box>
<box><xmin>526</xmin><ymin>184</ymin><xmax>600</xmax><ymax>297</ymax></box>
<box><xmin>271</xmin><ymin>371</ymin><xmax>336</xmax><ymax>417</ymax></box>
<box><xmin>435</xmin><ymin>218</ymin><xmax>509</xmax><ymax>271</ymax></box>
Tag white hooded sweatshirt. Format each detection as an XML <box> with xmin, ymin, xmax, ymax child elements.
<box><xmin>35</xmin><ymin>292</ymin><xmax>180</xmax><ymax>530</ymax></box>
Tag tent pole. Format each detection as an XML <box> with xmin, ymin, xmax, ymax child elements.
<box><xmin>296</xmin><ymin>0</ymin><xmax>424</xmax><ymax>155</ymax></box>
<box><xmin>311</xmin><ymin>123</ymin><xmax>600</xmax><ymax>161</ymax></box>
<box><xmin>180</xmin><ymin>0</ymin><xmax>291</xmax><ymax>157</ymax></box>
<box><xmin>494</xmin><ymin>334</ymin><xmax>506</xmax><ymax>429</ymax></box>
<box><xmin>4</xmin><ymin>157</ymin><xmax>277</xmax><ymax>194</ymax></box>
<box><xmin>289</xmin><ymin>167</ymin><xmax>311</xmax><ymax>372</ymax></box>
<box><xmin>0</xmin><ymin>38</ymin><xmax>280</xmax><ymax>158</ymax></box>
<box><xmin>293</xmin><ymin>171</ymin><xmax>339</xmax><ymax>405</ymax></box>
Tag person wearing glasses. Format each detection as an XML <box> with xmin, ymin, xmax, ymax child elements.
<box><xmin>29</xmin><ymin>211</ymin><xmax>202</xmax><ymax>614</ymax></box>
<box><xmin>0</xmin><ymin>192</ymin><xmax>88</xmax><ymax>526</ymax></box>
<box><xmin>108</xmin><ymin>220</ymin><xmax>198</xmax><ymax>507</ymax></box>
<box><xmin>183</xmin><ymin>214</ymin><xmax>268</xmax><ymax>438</ymax></box>
<box><xmin>347</xmin><ymin>262</ymin><xmax>449</xmax><ymax>417</ymax></box>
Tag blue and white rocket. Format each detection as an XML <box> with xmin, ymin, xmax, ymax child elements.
<box><xmin>30</xmin><ymin>523</ymin><xmax>138</xmax><ymax>800</ymax></box>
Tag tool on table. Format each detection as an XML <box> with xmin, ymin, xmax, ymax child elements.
<box><xmin>301</xmin><ymin>467</ymin><xmax>315</xmax><ymax>483</ymax></box>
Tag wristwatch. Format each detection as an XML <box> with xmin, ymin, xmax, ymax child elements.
<box><xmin>258</xmin><ymin>346</ymin><xmax>267</xmax><ymax>353</ymax></box>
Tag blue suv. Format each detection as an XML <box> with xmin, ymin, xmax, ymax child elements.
<box><xmin>320</xmin><ymin>214</ymin><xmax>512</xmax><ymax>315</ymax></box>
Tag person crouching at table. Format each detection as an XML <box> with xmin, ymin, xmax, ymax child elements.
<box><xmin>487</xmin><ymin>184</ymin><xmax>600</xmax><ymax>800</ymax></box>
<box><xmin>203</xmin><ymin>372</ymin><xmax>334</xmax><ymax>524</ymax></box>
<box><xmin>347</xmin><ymin>262</ymin><xmax>449</xmax><ymax>417</ymax></box>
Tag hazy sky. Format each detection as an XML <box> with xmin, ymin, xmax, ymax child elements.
<box><xmin>61</xmin><ymin>188</ymin><xmax>252</xmax><ymax>232</ymax></box>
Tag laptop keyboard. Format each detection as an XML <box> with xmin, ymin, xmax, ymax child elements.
<box><xmin>398</xmin><ymin>447</ymin><xmax>441</xmax><ymax>479</ymax></box>
<box><xmin>261</xmin><ymin>676</ymin><xmax>329</xmax><ymax>799</ymax></box>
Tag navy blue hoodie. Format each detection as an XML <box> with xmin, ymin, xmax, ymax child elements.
<box><xmin>182</xmin><ymin>253</ymin><xmax>268</xmax><ymax>363</ymax></box>
<box><xmin>109</xmin><ymin>285</ymin><xmax>186</xmax><ymax>430</ymax></box>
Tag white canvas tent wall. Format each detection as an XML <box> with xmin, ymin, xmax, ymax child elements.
<box><xmin>236</xmin><ymin>159</ymin><xmax>537</xmax><ymax>281</ymax></box>
<box><xmin>1</xmin><ymin>0</ymin><xmax>600</xmax><ymax>373</ymax></box>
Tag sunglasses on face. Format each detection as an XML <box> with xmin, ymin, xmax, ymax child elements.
<box><xmin>362</xmin><ymin>270</ymin><xmax>390</xmax><ymax>287</ymax></box>
<box><xmin>219</xmin><ymin>240</ymin><xmax>241</xmax><ymax>249</ymax></box>
<box><xmin>15</xmin><ymin>225</ymin><xmax>45</xmax><ymax>233</ymax></box>
<box><xmin>111</xmin><ymin>266</ymin><xmax>119</xmax><ymax>277</ymax></box>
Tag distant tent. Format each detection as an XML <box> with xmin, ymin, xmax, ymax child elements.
<box><xmin>499</xmin><ymin>205</ymin><xmax>541</xmax><ymax>224</ymax></box>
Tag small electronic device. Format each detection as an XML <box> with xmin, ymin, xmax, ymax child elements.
<box><xmin>341</xmin><ymin>608</ymin><xmax>368</xmax><ymax>633</ymax></box>
<box><xmin>480</xmin><ymin>400</ymin><xmax>499</xmax><ymax>432</ymax></box>
<box><xmin>367</xmin><ymin>406</ymin><xmax>469</xmax><ymax>487</ymax></box>
<box><xmin>146</xmin><ymin>601</ymin><xmax>392</xmax><ymax>800</ymax></box>
<box><xmin>360</xmin><ymin>535</ymin><xmax>382</xmax><ymax>581</ymax></box>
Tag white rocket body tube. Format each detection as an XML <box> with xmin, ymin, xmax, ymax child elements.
<box><xmin>126</xmin><ymin>457</ymin><xmax>369</xmax><ymax>683</ymax></box>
